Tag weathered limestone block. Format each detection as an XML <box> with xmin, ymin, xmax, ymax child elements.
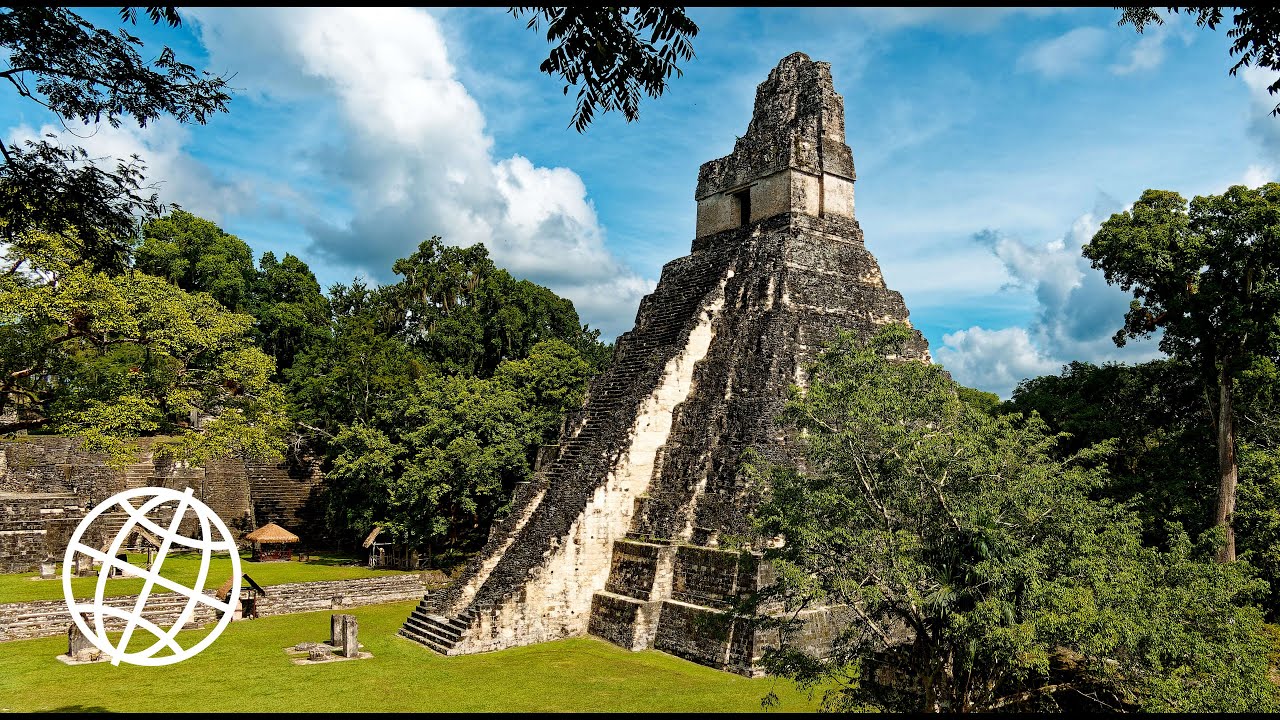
<box><xmin>330</xmin><ymin>613</ymin><xmax>343</xmax><ymax>646</ymax></box>
<box><xmin>340</xmin><ymin>614</ymin><xmax>359</xmax><ymax>658</ymax></box>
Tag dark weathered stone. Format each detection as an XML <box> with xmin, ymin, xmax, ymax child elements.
<box><xmin>0</xmin><ymin>436</ymin><xmax>328</xmax><ymax>572</ymax></box>
<box><xmin>67</xmin><ymin>615</ymin><xmax>93</xmax><ymax>656</ymax></box>
<box><xmin>400</xmin><ymin>52</ymin><xmax>929</xmax><ymax>674</ymax></box>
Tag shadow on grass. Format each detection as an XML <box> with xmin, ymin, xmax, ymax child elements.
<box><xmin>290</xmin><ymin>554</ymin><xmax>365</xmax><ymax>567</ymax></box>
<box><xmin>39</xmin><ymin>706</ymin><xmax>110</xmax><ymax>713</ymax></box>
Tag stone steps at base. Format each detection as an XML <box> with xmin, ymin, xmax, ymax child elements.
<box><xmin>398</xmin><ymin>627</ymin><xmax>457</xmax><ymax>655</ymax></box>
<box><xmin>402</xmin><ymin>617</ymin><xmax>460</xmax><ymax>647</ymax></box>
<box><xmin>408</xmin><ymin>613</ymin><xmax>462</xmax><ymax>641</ymax></box>
<box><xmin>399</xmin><ymin>602</ymin><xmax>473</xmax><ymax>654</ymax></box>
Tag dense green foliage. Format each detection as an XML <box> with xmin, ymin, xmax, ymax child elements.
<box><xmin>1084</xmin><ymin>184</ymin><xmax>1280</xmax><ymax>560</ymax></box>
<box><xmin>0</xmin><ymin>226</ymin><xmax>289</xmax><ymax>463</ymax></box>
<box><xmin>0</xmin><ymin>7</ymin><xmax>283</xmax><ymax>463</ymax></box>
<box><xmin>753</xmin><ymin>325</ymin><xmax>1279</xmax><ymax>712</ymax></box>
<box><xmin>252</xmin><ymin>250</ymin><xmax>330</xmax><ymax>374</ymax></box>
<box><xmin>135</xmin><ymin>210</ymin><xmax>331</xmax><ymax>374</ymax></box>
<box><xmin>292</xmin><ymin>237</ymin><xmax>608</xmax><ymax>557</ymax></box>
<box><xmin>0</xmin><ymin>7</ymin><xmax>610</xmax><ymax>562</ymax></box>
<box><xmin>1006</xmin><ymin>357</ymin><xmax>1280</xmax><ymax>619</ymax></box>
<box><xmin>1005</xmin><ymin>360</ymin><xmax>1216</xmax><ymax>538</ymax></box>
<box><xmin>381</xmin><ymin>237</ymin><xmax>607</xmax><ymax>377</ymax></box>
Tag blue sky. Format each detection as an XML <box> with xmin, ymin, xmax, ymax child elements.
<box><xmin>7</xmin><ymin>8</ymin><xmax>1277</xmax><ymax>396</ymax></box>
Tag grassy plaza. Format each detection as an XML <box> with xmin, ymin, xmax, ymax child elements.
<box><xmin>0</xmin><ymin>600</ymin><xmax>817</xmax><ymax>713</ymax></box>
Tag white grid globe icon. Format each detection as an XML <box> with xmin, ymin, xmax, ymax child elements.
<box><xmin>62</xmin><ymin>486</ymin><xmax>242</xmax><ymax>666</ymax></box>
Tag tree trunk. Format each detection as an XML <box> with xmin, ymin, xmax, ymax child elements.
<box><xmin>1214</xmin><ymin>365</ymin><xmax>1238</xmax><ymax>563</ymax></box>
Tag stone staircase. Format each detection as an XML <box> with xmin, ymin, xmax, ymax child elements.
<box><xmin>246</xmin><ymin>460</ymin><xmax>322</xmax><ymax>531</ymax></box>
<box><xmin>399</xmin><ymin>249</ymin><xmax>736</xmax><ymax>654</ymax></box>
<box><xmin>398</xmin><ymin>602</ymin><xmax>478</xmax><ymax>655</ymax></box>
<box><xmin>90</xmin><ymin>458</ymin><xmax>158</xmax><ymax>545</ymax></box>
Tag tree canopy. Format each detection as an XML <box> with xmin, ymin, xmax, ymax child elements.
<box><xmin>1083</xmin><ymin>184</ymin><xmax>1280</xmax><ymax>561</ymax></box>
<box><xmin>0</xmin><ymin>226</ymin><xmax>289</xmax><ymax>463</ymax></box>
<box><xmin>1006</xmin><ymin>357</ymin><xmax>1280</xmax><ymax>620</ymax></box>
<box><xmin>0</xmin><ymin>6</ymin><xmax>232</xmax><ymax>271</ymax></box>
<box><xmin>282</xmin><ymin>235</ymin><xmax>611</xmax><ymax>556</ymax></box>
<box><xmin>753</xmin><ymin>325</ymin><xmax>1279</xmax><ymax>712</ymax></box>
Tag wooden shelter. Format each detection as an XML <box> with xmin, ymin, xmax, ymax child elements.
<box><xmin>363</xmin><ymin>526</ymin><xmax>418</xmax><ymax>570</ymax></box>
<box><xmin>243</xmin><ymin>522</ymin><xmax>299</xmax><ymax>561</ymax></box>
<box><xmin>217</xmin><ymin>573</ymin><xmax>267</xmax><ymax>620</ymax></box>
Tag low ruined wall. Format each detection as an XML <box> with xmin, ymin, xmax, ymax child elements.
<box><xmin>0</xmin><ymin>437</ymin><xmax>327</xmax><ymax>572</ymax></box>
<box><xmin>253</xmin><ymin>574</ymin><xmax>427</xmax><ymax>617</ymax></box>
<box><xmin>0</xmin><ymin>438</ymin><xmax>120</xmax><ymax>499</ymax></box>
<box><xmin>0</xmin><ymin>573</ymin><xmax>428</xmax><ymax>642</ymax></box>
<box><xmin>0</xmin><ymin>495</ymin><xmax>86</xmax><ymax>573</ymax></box>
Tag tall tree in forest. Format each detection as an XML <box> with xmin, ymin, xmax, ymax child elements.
<box><xmin>382</xmin><ymin>236</ymin><xmax>607</xmax><ymax>377</ymax></box>
<box><xmin>1007</xmin><ymin>357</ymin><xmax>1280</xmax><ymax>618</ymax></box>
<box><xmin>135</xmin><ymin>209</ymin><xmax>257</xmax><ymax>311</ymax></box>
<box><xmin>251</xmin><ymin>251</ymin><xmax>331</xmax><ymax>375</ymax></box>
<box><xmin>1083</xmin><ymin>184</ymin><xmax>1280</xmax><ymax>561</ymax></box>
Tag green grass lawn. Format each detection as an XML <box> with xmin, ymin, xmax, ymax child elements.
<box><xmin>0</xmin><ymin>600</ymin><xmax>819</xmax><ymax>712</ymax></box>
<box><xmin>0</xmin><ymin>551</ymin><xmax>417</xmax><ymax>604</ymax></box>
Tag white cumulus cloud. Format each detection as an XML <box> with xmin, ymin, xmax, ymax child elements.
<box><xmin>1241</xmin><ymin>65</ymin><xmax>1280</xmax><ymax>162</ymax></box>
<box><xmin>937</xmin><ymin>199</ymin><xmax>1164</xmax><ymax>397</ymax></box>
<box><xmin>1242</xmin><ymin>164</ymin><xmax>1276</xmax><ymax>187</ymax></box>
<box><xmin>186</xmin><ymin>7</ymin><xmax>652</xmax><ymax>338</ymax></box>
<box><xmin>934</xmin><ymin>327</ymin><xmax>1060</xmax><ymax>396</ymax></box>
<box><xmin>6</xmin><ymin>119</ymin><xmax>257</xmax><ymax>225</ymax></box>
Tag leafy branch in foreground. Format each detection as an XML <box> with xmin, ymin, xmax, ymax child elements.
<box><xmin>509</xmin><ymin>7</ymin><xmax>698</xmax><ymax>131</ymax></box>
<box><xmin>1119</xmin><ymin>6</ymin><xmax>1280</xmax><ymax>116</ymax></box>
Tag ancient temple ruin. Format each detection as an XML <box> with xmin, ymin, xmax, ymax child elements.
<box><xmin>399</xmin><ymin>52</ymin><xmax>930</xmax><ymax>673</ymax></box>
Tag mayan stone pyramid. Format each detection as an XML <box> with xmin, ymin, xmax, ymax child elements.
<box><xmin>400</xmin><ymin>52</ymin><xmax>930</xmax><ymax>674</ymax></box>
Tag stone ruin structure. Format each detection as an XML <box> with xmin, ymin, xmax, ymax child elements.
<box><xmin>0</xmin><ymin>436</ymin><xmax>325</xmax><ymax>572</ymax></box>
<box><xmin>399</xmin><ymin>52</ymin><xmax>930</xmax><ymax>674</ymax></box>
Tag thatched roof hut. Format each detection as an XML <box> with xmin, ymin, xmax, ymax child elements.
<box><xmin>244</xmin><ymin>522</ymin><xmax>299</xmax><ymax>561</ymax></box>
<box><xmin>244</xmin><ymin>522</ymin><xmax>299</xmax><ymax>544</ymax></box>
